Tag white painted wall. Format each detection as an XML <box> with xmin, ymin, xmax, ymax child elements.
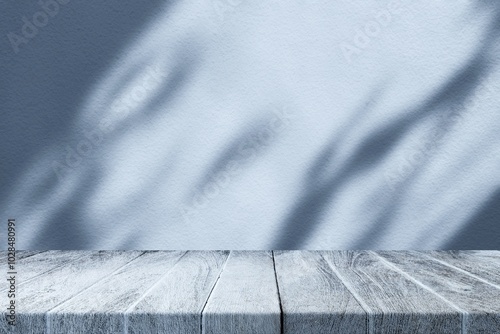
<box><xmin>1</xmin><ymin>0</ymin><xmax>499</xmax><ymax>249</ymax></box>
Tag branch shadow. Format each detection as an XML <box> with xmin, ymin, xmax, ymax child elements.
<box><xmin>273</xmin><ymin>2</ymin><xmax>500</xmax><ymax>249</ymax></box>
<box><xmin>444</xmin><ymin>189</ymin><xmax>500</xmax><ymax>250</ymax></box>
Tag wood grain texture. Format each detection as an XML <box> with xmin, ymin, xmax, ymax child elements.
<box><xmin>202</xmin><ymin>251</ymin><xmax>281</xmax><ymax>334</ymax></box>
<box><xmin>1</xmin><ymin>251</ymin><xmax>87</xmax><ymax>292</ymax></box>
<box><xmin>0</xmin><ymin>250</ymin><xmax>47</xmax><ymax>260</ymax></box>
<box><xmin>274</xmin><ymin>250</ymin><xmax>366</xmax><ymax>334</ymax></box>
<box><xmin>1</xmin><ymin>250</ymin><xmax>48</xmax><ymax>282</ymax></box>
<box><xmin>2</xmin><ymin>250</ymin><xmax>499</xmax><ymax>333</ymax></box>
<box><xmin>0</xmin><ymin>250</ymin><xmax>45</xmax><ymax>265</ymax></box>
<box><xmin>48</xmin><ymin>251</ymin><xmax>185</xmax><ymax>334</ymax></box>
<box><xmin>17</xmin><ymin>250</ymin><xmax>47</xmax><ymax>259</ymax></box>
<box><xmin>428</xmin><ymin>250</ymin><xmax>500</xmax><ymax>286</ymax></box>
<box><xmin>376</xmin><ymin>250</ymin><xmax>500</xmax><ymax>334</ymax></box>
<box><xmin>323</xmin><ymin>251</ymin><xmax>461</xmax><ymax>334</ymax></box>
<box><xmin>126</xmin><ymin>250</ymin><xmax>229</xmax><ymax>334</ymax></box>
<box><xmin>1</xmin><ymin>251</ymin><xmax>142</xmax><ymax>334</ymax></box>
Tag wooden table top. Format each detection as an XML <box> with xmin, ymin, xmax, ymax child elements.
<box><xmin>1</xmin><ymin>250</ymin><xmax>499</xmax><ymax>333</ymax></box>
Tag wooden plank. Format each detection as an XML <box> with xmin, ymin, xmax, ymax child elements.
<box><xmin>1</xmin><ymin>250</ymin><xmax>497</xmax><ymax>333</ymax></box>
<box><xmin>126</xmin><ymin>250</ymin><xmax>229</xmax><ymax>334</ymax></box>
<box><xmin>0</xmin><ymin>250</ymin><xmax>143</xmax><ymax>333</ymax></box>
<box><xmin>1</xmin><ymin>251</ymin><xmax>88</xmax><ymax>290</ymax></box>
<box><xmin>48</xmin><ymin>251</ymin><xmax>185</xmax><ymax>333</ymax></box>
<box><xmin>274</xmin><ymin>250</ymin><xmax>366</xmax><ymax>334</ymax></box>
<box><xmin>376</xmin><ymin>250</ymin><xmax>500</xmax><ymax>334</ymax></box>
<box><xmin>0</xmin><ymin>250</ymin><xmax>47</xmax><ymax>262</ymax></box>
<box><xmin>428</xmin><ymin>250</ymin><xmax>500</xmax><ymax>286</ymax></box>
<box><xmin>323</xmin><ymin>251</ymin><xmax>461</xmax><ymax>334</ymax></box>
<box><xmin>17</xmin><ymin>250</ymin><xmax>48</xmax><ymax>259</ymax></box>
<box><xmin>202</xmin><ymin>251</ymin><xmax>281</xmax><ymax>334</ymax></box>
<box><xmin>0</xmin><ymin>251</ymin><xmax>53</xmax><ymax>267</ymax></box>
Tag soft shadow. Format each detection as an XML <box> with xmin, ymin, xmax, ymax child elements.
<box><xmin>444</xmin><ymin>189</ymin><xmax>500</xmax><ymax>250</ymax></box>
<box><xmin>273</xmin><ymin>3</ymin><xmax>500</xmax><ymax>249</ymax></box>
<box><xmin>0</xmin><ymin>0</ymin><xmax>171</xmax><ymax>203</ymax></box>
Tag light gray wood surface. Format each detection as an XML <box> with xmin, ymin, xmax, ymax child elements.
<box><xmin>274</xmin><ymin>250</ymin><xmax>366</xmax><ymax>334</ymax></box>
<box><xmin>126</xmin><ymin>251</ymin><xmax>229</xmax><ymax>334</ymax></box>
<box><xmin>376</xmin><ymin>250</ymin><xmax>500</xmax><ymax>334</ymax></box>
<box><xmin>0</xmin><ymin>250</ymin><xmax>46</xmax><ymax>260</ymax></box>
<box><xmin>48</xmin><ymin>251</ymin><xmax>185</xmax><ymax>333</ymax></box>
<box><xmin>1</xmin><ymin>251</ymin><xmax>143</xmax><ymax>333</ymax></box>
<box><xmin>0</xmin><ymin>250</ymin><xmax>45</xmax><ymax>265</ymax></box>
<box><xmin>428</xmin><ymin>250</ymin><xmax>500</xmax><ymax>286</ymax></box>
<box><xmin>323</xmin><ymin>251</ymin><xmax>461</xmax><ymax>334</ymax></box>
<box><xmin>202</xmin><ymin>251</ymin><xmax>281</xmax><ymax>334</ymax></box>
<box><xmin>1</xmin><ymin>251</ymin><xmax>88</xmax><ymax>291</ymax></box>
<box><xmin>2</xmin><ymin>250</ymin><xmax>500</xmax><ymax>333</ymax></box>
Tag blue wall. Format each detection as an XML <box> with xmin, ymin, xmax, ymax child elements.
<box><xmin>1</xmin><ymin>0</ymin><xmax>499</xmax><ymax>249</ymax></box>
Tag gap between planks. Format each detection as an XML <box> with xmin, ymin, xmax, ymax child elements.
<box><xmin>370</xmin><ymin>251</ymin><xmax>468</xmax><ymax>334</ymax></box>
<box><xmin>200</xmin><ymin>251</ymin><xmax>230</xmax><ymax>334</ymax></box>
<box><xmin>14</xmin><ymin>251</ymin><xmax>499</xmax><ymax>334</ymax></box>
<box><xmin>122</xmin><ymin>251</ymin><xmax>189</xmax><ymax>334</ymax></box>
<box><xmin>424</xmin><ymin>252</ymin><xmax>500</xmax><ymax>291</ymax></box>
<box><xmin>271</xmin><ymin>251</ymin><xmax>285</xmax><ymax>334</ymax></box>
<box><xmin>322</xmin><ymin>253</ymin><xmax>374</xmax><ymax>334</ymax></box>
<box><xmin>46</xmin><ymin>251</ymin><xmax>146</xmax><ymax>334</ymax></box>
